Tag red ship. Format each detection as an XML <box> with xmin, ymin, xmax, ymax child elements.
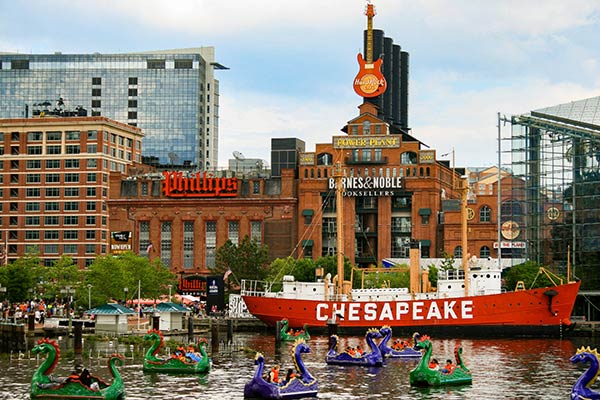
<box><xmin>241</xmin><ymin>163</ymin><xmax>580</xmax><ymax>337</ymax></box>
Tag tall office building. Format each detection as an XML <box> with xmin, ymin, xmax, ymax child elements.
<box><xmin>0</xmin><ymin>47</ymin><xmax>225</xmax><ymax>169</ymax></box>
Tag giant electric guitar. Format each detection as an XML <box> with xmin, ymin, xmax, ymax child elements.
<box><xmin>353</xmin><ymin>3</ymin><xmax>387</xmax><ymax>98</ymax></box>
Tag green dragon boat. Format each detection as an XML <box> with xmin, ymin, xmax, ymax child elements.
<box><xmin>30</xmin><ymin>338</ymin><xmax>125</xmax><ymax>400</ymax></box>
<box><xmin>279</xmin><ymin>318</ymin><xmax>310</xmax><ymax>342</ymax></box>
<box><xmin>143</xmin><ymin>329</ymin><xmax>210</xmax><ymax>373</ymax></box>
<box><xmin>409</xmin><ymin>338</ymin><xmax>472</xmax><ymax>387</ymax></box>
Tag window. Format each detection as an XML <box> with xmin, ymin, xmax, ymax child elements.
<box><xmin>139</xmin><ymin>221</ymin><xmax>150</xmax><ymax>254</ymax></box>
<box><xmin>26</xmin><ymin>174</ymin><xmax>40</xmax><ymax>183</ymax></box>
<box><xmin>92</xmin><ymin>77</ymin><xmax>102</xmax><ymax>85</ymax></box>
<box><xmin>66</xmin><ymin>145</ymin><xmax>80</xmax><ymax>154</ymax></box>
<box><xmin>65</xmin><ymin>188</ymin><xmax>79</xmax><ymax>197</ymax></box>
<box><xmin>87</xmin><ymin>130</ymin><xmax>97</xmax><ymax>140</ymax></box>
<box><xmin>87</xmin><ymin>159</ymin><xmax>97</xmax><ymax>168</ymax></box>
<box><xmin>64</xmin><ymin>173</ymin><xmax>79</xmax><ymax>183</ymax></box>
<box><xmin>45</xmin><ymin>216</ymin><xmax>59</xmax><ymax>225</ymax></box>
<box><xmin>44</xmin><ymin>244</ymin><xmax>59</xmax><ymax>254</ymax></box>
<box><xmin>183</xmin><ymin>221</ymin><xmax>194</xmax><ymax>269</ymax></box>
<box><xmin>27</xmin><ymin>146</ymin><xmax>42</xmax><ymax>155</ymax></box>
<box><xmin>147</xmin><ymin>59</ymin><xmax>166</xmax><ymax>69</ymax></box>
<box><xmin>87</xmin><ymin>173</ymin><xmax>97</xmax><ymax>183</ymax></box>
<box><xmin>128</xmin><ymin>88</ymin><xmax>138</xmax><ymax>96</ymax></box>
<box><xmin>86</xmin><ymin>230</ymin><xmax>96</xmax><ymax>240</ymax></box>
<box><xmin>25</xmin><ymin>202</ymin><xmax>40</xmax><ymax>212</ymax></box>
<box><xmin>64</xmin><ymin>202</ymin><xmax>79</xmax><ymax>211</ymax></box>
<box><xmin>85</xmin><ymin>244</ymin><xmax>96</xmax><ymax>254</ymax></box>
<box><xmin>26</xmin><ymin>160</ymin><xmax>41</xmax><ymax>169</ymax></box>
<box><xmin>86</xmin><ymin>215</ymin><xmax>96</xmax><ymax>225</ymax></box>
<box><xmin>11</xmin><ymin>60</ymin><xmax>29</xmax><ymax>69</ymax></box>
<box><xmin>206</xmin><ymin>221</ymin><xmax>216</xmax><ymax>268</ymax></box>
<box><xmin>46</xmin><ymin>159</ymin><xmax>60</xmax><ymax>169</ymax></box>
<box><xmin>363</xmin><ymin>120</ymin><xmax>371</xmax><ymax>134</ymax></box>
<box><xmin>87</xmin><ymin>144</ymin><xmax>97</xmax><ymax>153</ymax></box>
<box><xmin>480</xmin><ymin>246</ymin><xmax>491</xmax><ymax>258</ymax></box>
<box><xmin>400</xmin><ymin>152</ymin><xmax>418</xmax><ymax>164</ymax></box>
<box><xmin>174</xmin><ymin>59</ymin><xmax>193</xmax><ymax>69</ymax></box>
<box><xmin>65</xmin><ymin>159</ymin><xmax>79</xmax><ymax>168</ymax></box>
<box><xmin>25</xmin><ymin>231</ymin><xmax>40</xmax><ymax>240</ymax></box>
<box><xmin>45</xmin><ymin>173</ymin><xmax>60</xmax><ymax>183</ymax></box>
<box><xmin>86</xmin><ymin>201</ymin><xmax>96</xmax><ymax>211</ymax></box>
<box><xmin>45</xmin><ymin>188</ymin><xmax>60</xmax><ymax>197</ymax></box>
<box><xmin>92</xmin><ymin>100</ymin><xmax>101</xmax><ymax>108</ymax></box>
<box><xmin>128</xmin><ymin>111</ymin><xmax>137</xmax><ymax>119</ymax></box>
<box><xmin>141</xmin><ymin>182</ymin><xmax>148</xmax><ymax>195</ymax></box>
<box><xmin>128</xmin><ymin>77</ymin><xmax>138</xmax><ymax>85</ymax></box>
<box><xmin>228</xmin><ymin>221</ymin><xmax>239</xmax><ymax>245</ymax></box>
<box><xmin>454</xmin><ymin>246</ymin><xmax>462</xmax><ymax>258</ymax></box>
<box><xmin>64</xmin><ymin>230</ymin><xmax>78</xmax><ymax>240</ymax></box>
<box><xmin>26</xmin><ymin>188</ymin><xmax>40</xmax><ymax>197</ymax></box>
<box><xmin>250</xmin><ymin>221</ymin><xmax>262</xmax><ymax>245</ymax></box>
<box><xmin>47</xmin><ymin>145</ymin><xmax>61</xmax><ymax>154</ymax></box>
<box><xmin>161</xmin><ymin>222</ymin><xmax>172</xmax><ymax>267</ymax></box>
<box><xmin>45</xmin><ymin>202</ymin><xmax>59</xmax><ymax>211</ymax></box>
<box><xmin>87</xmin><ymin>187</ymin><xmax>96</xmax><ymax>197</ymax></box>
<box><xmin>25</xmin><ymin>216</ymin><xmax>40</xmax><ymax>226</ymax></box>
<box><xmin>65</xmin><ymin>131</ymin><xmax>80</xmax><ymax>140</ymax></box>
<box><xmin>479</xmin><ymin>206</ymin><xmax>492</xmax><ymax>222</ymax></box>
<box><xmin>252</xmin><ymin>181</ymin><xmax>260</xmax><ymax>194</ymax></box>
<box><xmin>45</xmin><ymin>231</ymin><xmax>59</xmax><ymax>240</ymax></box>
<box><xmin>64</xmin><ymin>216</ymin><xmax>79</xmax><ymax>225</ymax></box>
<box><xmin>128</xmin><ymin>99</ymin><xmax>137</xmax><ymax>108</ymax></box>
<box><xmin>46</xmin><ymin>131</ymin><xmax>61</xmax><ymax>141</ymax></box>
<box><xmin>92</xmin><ymin>88</ymin><xmax>101</xmax><ymax>96</ymax></box>
<box><xmin>64</xmin><ymin>244</ymin><xmax>78</xmax><ymax>254</ymax></box>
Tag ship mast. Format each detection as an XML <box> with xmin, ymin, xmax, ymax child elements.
<box><xmin>335</xmin><ymin>161</ymin><xmax>344</xmax><ymax>299</ymax></box>
<box><xmin>460</xmin><ymin>176</ymin><xmax>469</xmax><ymax>296</ymax></box>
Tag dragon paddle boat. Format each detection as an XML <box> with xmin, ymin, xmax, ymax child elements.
<box><xmin>570</xmin><ymin>346</ymin><xmax>600</xmax><ymax>399</ymax></box>
<box><xmin>244</xmin><ymin>338</ymin><xmax>318</xmax><ymax>399</ymax></box>
<box><xmin>378</xmin><ymin>326</ymin><xmax>423</xmax><ymax>359</ymax></box>
<box><xmin>143</xmin><ymin>329</ymin><xmax>210</xmax><ymax>373</ymax></box>
<box><xmin>279</xmin><ymin>319</ymin><xmax>310</xmax><ymax>342</ymax></box>
<box><xmin>326</xmin><ymin>328</ymin><xmax>383</xmax><ymax>367</ymax></box>
<box><xmin>409</xmin><ymin>338</ymin><xmax>472</xmax><ymax>387</ymax></box>
<box><xmin>30</xmin><ymin>338</ymin><xmax>125</xmax><ymax>400</ymax></box>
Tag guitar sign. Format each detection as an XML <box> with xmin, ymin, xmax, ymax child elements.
<box><xmin>353</xmin><ymin>3</ymin><xmax>387</xmax><ymax>98</ymax></box>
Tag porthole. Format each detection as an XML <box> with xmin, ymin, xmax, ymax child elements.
<box><xmin>486</xmin><ymin>274</ymin><xmax>490</xmax><ymax>278</ymax></box>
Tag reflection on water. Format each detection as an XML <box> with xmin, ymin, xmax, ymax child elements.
<box><xmin>1</xmin><ymin>333</ymin><xmax>597</xmax><ymax>399</ymax></box>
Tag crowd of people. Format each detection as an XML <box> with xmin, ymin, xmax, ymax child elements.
<box><xmin>0</xmin><ymin>299</ymin><xmax>78</xmax><ymax>324</ymax></box>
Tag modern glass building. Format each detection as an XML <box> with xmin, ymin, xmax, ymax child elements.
<box><xmin>0</xmin><ymin>47</ymin><xmax>225</xmax><ymax>169</ymax></box>
<box><xmin>505</xmin><ymin>96</ymin><xmax>600</xmax><ymax>291</ymax></box>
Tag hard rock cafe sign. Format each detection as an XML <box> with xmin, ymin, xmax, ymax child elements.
<box><xmin>162</xmin><ymin>171</ymin><xmax>238</xmax><ymax>198</ymax></box>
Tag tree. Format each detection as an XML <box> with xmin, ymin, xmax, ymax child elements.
<box><xmin>502</xmin><ymin>261</ymin><xmax>565</xmax><ymax>291</ymax></box>
<box><xmin>0</xmin><ymin>255</ymin><xmax>41</xmax><ymax>302</ymax></box>
<box><xmin>39</xmin><ymin>256</ymin><xmax>83</xmax><ymax>302</ymax></box>
<box><xmin>214</xmin><ymin>236</ymin><xmax>270</xmax><ymax>286</ymax></box>
<box><xmin>86</xmin><ymin>252</ymin><xmax>177</xmax><ymax>307</ymax></box>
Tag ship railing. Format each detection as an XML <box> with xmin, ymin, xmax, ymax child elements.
<box><xmin>438</xmin><ymin>270</ymin><xmax>465</xmax><ymax>280</ymax></box>
<box><xmin>240</xmin><ymin>279</ymin><xmax>275</xmax><ymax>297</ymax></box>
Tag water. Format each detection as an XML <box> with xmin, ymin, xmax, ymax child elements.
<box><xmin>1</xmin><ymin>333</ymin><xmax>597</xmax><ymax>399</ymax></box>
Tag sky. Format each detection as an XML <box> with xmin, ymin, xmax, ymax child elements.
<box><xmin>1</xmin><ymin>0</ymin><xmax>600</xmax><ymax>169</ymax></box>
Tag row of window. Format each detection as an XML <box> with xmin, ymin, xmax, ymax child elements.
<box><xmin>22</xmin><ymin>229</ymin><xmax>102</xmax><ymax>240</ymax></box>
<box><xmin>5</xmin><ymin>200</ymin><xmax>100</xmax><ymax>212</ymax></box>
<box><xmin>10</xmin><ymin>215</ymin><xmax>105</xmax><ymax>226</ymax></box>
<box><xmin>4</xmin><ymin>186</ymin><xmax>107</xmax><ymax>198</ymax></box>
<box><xmin>5</xmin><ymin>172</ymin><xmax>98</xmax><ymax>184</ymax></box>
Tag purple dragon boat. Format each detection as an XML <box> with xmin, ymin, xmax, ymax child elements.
<box><xmin>326</xmin><ymin>328</ymin><xmax>383</xmax><ymax>367</ymax></box>
<box><xmin>244</xmin><ymin>339</ymin><xmax>317</xmax><ymax>399</ymax></box>
<box><xmin>571</xmin><ymin>346</ymin><xmax>600</xmax><ymax>399</ymax></box>
<box><xmin>378</xmin><ymin>326</ymin><xmax>424</xmax><ymax>359</ymax></box>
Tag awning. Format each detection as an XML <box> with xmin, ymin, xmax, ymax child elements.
<box><xmin>301</xmin><ymin>239</ymin><xmax>314</xmax><ymax>247</ymax></box>
<box><xmin>302</xmin><ymin>209</ymin><xmax>314</xmax><ymax>216</ymax></box>
<box><xmin>418</xmin><ymin>208</ymin><xmax>431</xmax><ymax>215</ymax></box>
<box><xmin>420</xmin><ymin>239</ymin><xmax>431</xmax><ymax>246</ymax></box>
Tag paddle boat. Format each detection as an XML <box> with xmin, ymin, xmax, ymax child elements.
<box><xmin>378</xmin><ymin>326</ymin><xmax>423</xmax><ymax>359</ymax></box>
<box><xmin>143</xmin><ymin>329</ymin><xmax>210</xmax><ymax>373</ymax></box>
<box><xmin>326</xmin><ymin>328</ymin><xmax>383</xmax><ymax>367</ymax></box>
<box><xmin>30</xmin><ymin>338</ymin><xmax>125</xmax><ymax>400</ymax></box>
<box><xmin>570</xmin><ymin>346</ymin><xmax>600</xmax><ymax>399</ymax></box>
<box><xmin>279</xmin><ymin>318</ymin><xmax>310</xmax><ymax>342</ymax></box>
<box><xmin>244</xmin><ymin>338</ymin><xmax>318</xmax><ymax>399</ymax></box>
<box><xmin>409</xmin><ymin>338</ymin><xmax>472</xmax><ymax>386</ymax></box>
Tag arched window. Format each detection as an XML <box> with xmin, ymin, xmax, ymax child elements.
<box><xmin>479</xmin><ymin>246</ymin><xmax>491</xmax><ymax>258</ymax></box>
<box><xmin>454</xmin><ymin>246</ymin><xmax>462</xmax><ymax>258</ymax></box>
<box><xmin>304</xmin><ymin>169</ymin><xmax>308</xmax><ymax>178</ymax></box>
<box><xmin>479</xmin><ymin>205</ymin><xmax>492</xmax><ymax>222</ymax></box>
<box><xmin>400</xmin><ymin>151</ymin><xmax>418</xmax><ymax>164</ymax></box>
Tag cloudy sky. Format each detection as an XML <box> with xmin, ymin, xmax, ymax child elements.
<box><xmin>2</xmin><ymin>0</ymin><xmax>599</xmax><ymax>169</ymax></box>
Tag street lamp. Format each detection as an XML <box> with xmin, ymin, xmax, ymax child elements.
<box><xmin>87</xmin><ymin>284</ymin><xmax>92</xmax><ymax>310</ymax></box>
<box><xmin>168</xmin><ymin>284</ymin><xmax>172</xmax><ymax>302</ymax></box>
<box><xmin>124</xmin><ymin>287</ymin><xmax>128</xmax><ymax>306</ymax></box>
<box><xmin>0</xmin><ymin>285</ymin><xmax>6</xmax><ymax>300</ymax></box>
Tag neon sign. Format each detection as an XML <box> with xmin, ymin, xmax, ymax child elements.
<box><xmin>162</xmin><ymin>171</ymin><xmax>238</xmax><ymax>198</ymax></box>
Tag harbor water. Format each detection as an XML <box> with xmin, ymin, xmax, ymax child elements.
<box><xmin>0</xmin><ymin>332</ymin><xmax>597</xmax><ymax>399</ymax></box>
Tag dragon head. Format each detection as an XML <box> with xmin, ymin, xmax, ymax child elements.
<box><xmin>32</xmin><ymin>338</ymin><xmax>60</xmax><ymax>375</ymax></box>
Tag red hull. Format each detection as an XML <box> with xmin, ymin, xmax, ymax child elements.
<box><xmin>243</xmin><ymin>281</ymin><xmax>580</xmax><ymax>335</ymax></box>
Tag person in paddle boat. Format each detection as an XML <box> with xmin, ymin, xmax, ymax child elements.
<box><xmin>295</xmin><ymin>328</ymin><xmax>305</xmax><ymax>336</ymax></box>
<box><xmin>282</xmin><ymin>368</ymin><xmax>296</xmax><ymax>384</ymax></box>
<box><xmin>392</xmin><ymin>340</ymin><xmax>407</xmax><ymax>351</ymax></box>
<box><xmin>428</xmin><ymin>358</ymin><xmax>440</xmax><ymax>370</ymax></box>
<box><xmin>268</xmin><ymin>364</ymin><xmax>281</xmax><ymax>383</ymax></box>
<box><xmin>441</xmin><ymin>359</ymin><xmax>455</xmax><ymax>374</ymax></box>
<box><xmin>355</xmin><ymin>345</ymin><xmax>364</xmax><ymax>356</ymax></box>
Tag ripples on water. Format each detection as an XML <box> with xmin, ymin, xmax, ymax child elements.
<box><xmin>0</xmin><ymin>333</ymin><xmax>596</xmax><ymax>399</ymax></box>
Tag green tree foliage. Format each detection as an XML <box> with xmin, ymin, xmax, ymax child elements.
<box><xmin>0</xmin><ymin>255</ymin><xmax>41</xmax><ymax>302</ymax></box>
<box><xmin>361</xmin><ymin>270</ymin><xmax>410</xmax><ymax>289</ymax></box>
<box><xmin>427</xmin><ymin>264</ymin><xmax>439</xmax><ymax>288</ymax></box>
<box><xmin>214</xmin><ymin>236</ymin><xmax>270</xmax><ymax>286</ymax></box>
<box><xmin>313</xmin><ymin>255</ymin><xmax>353</xmax><ymax>281</ymax></box>
<box><xmin>39</xmin><ymin>256</ymin><xmax>84</xmax><ymax>302</ymax></box>
<box><xmin>86</xmin><ymin>252</ymin><xmax>176</xmax><ymax>307</ymax></box>
<box><xmin>502</xmin><ymin>260</ymin><xmax>566</xmax><ymax>291</ymax></box>
<box><xmin>266</xmin><ymin>257</ymin><xmax>318</xmax><ymax>282</ymax></box>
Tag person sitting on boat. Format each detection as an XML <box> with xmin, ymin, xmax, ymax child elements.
<box><xmin>282</xmin><ymin>368</ymin><xmax>296</xmax><ymax>384</ymax></box>
<box><xmin>268</xmin><ymin>364</ymin><xmax>281</xmax><ymax>384</ymax></box>
<box><xmin>287</xmin><ymin>328</ymin><xmax>295</xmax><ymax>336</ymax></box>
<box><xmin>355</xmin><ymin>345</ymin><xmax>364</xmax><ymax>356</ymax></box>
<box><xmin>428</xmin><ymin>358</ymin><xmax>440</xmax><ymax>370</ymax></box>
<box><xmin>346</xmin><ymin>346</ymin><xmax>356</xmax><ymax>356</ymax></box>
<box><xmin>441</xmin><ymin>359</ymin><xmax>455</xmax><ymax>374</ymax></box>
<box><xmin>392</xmin><ymin>340</ymin><xmax>407</xmax><ymax>351</ymax></box>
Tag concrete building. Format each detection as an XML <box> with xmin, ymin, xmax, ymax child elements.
<box><xmin>0</xmin><ymin>48</ymin><xmax>225</xmax><ymax>169</ymax></box>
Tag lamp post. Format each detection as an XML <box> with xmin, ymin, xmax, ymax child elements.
<box><xmin>168</xmin><ymin>284</ymin><xmax>172</xmax><ymax>302</ymax></box>
<box><xmin>87</xmin><ymin>284</ymin><xmax>92</xmax><ymax>310</ymax></box>
<box><xmin>124</xmin><ymin>287</ymin><xmax>129</xmax><ymax>306</ymax></box>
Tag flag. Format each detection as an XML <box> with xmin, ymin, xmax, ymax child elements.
<box><xmin>146</xmin><ymin>242</ymin><xmax>154</xmax><ymax>253</ymax></box>
<box><xmin>0</xmin><ymin>236</ymin><xmax>7</xmax><ymax>266</ymax></box>
<box><xmin>223</xmin><ymin>268</ymin><xmax>232</xmax><ymax>281</ymax></box>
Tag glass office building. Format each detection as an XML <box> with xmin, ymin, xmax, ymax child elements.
<box><xmin>505</xmin><ymin>96</ymin><xmax>600</xmax><ymax>290</ymax></box>
<box><xmin>0</xmin><ymin>47</ymin><xmax>224</xmax><ymax>169</ymax></box>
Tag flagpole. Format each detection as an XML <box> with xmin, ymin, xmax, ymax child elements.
<box><xmin>137</xmin><ymin>280</ymin><xmax>141</xmax><ymax>330</ymax></box>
